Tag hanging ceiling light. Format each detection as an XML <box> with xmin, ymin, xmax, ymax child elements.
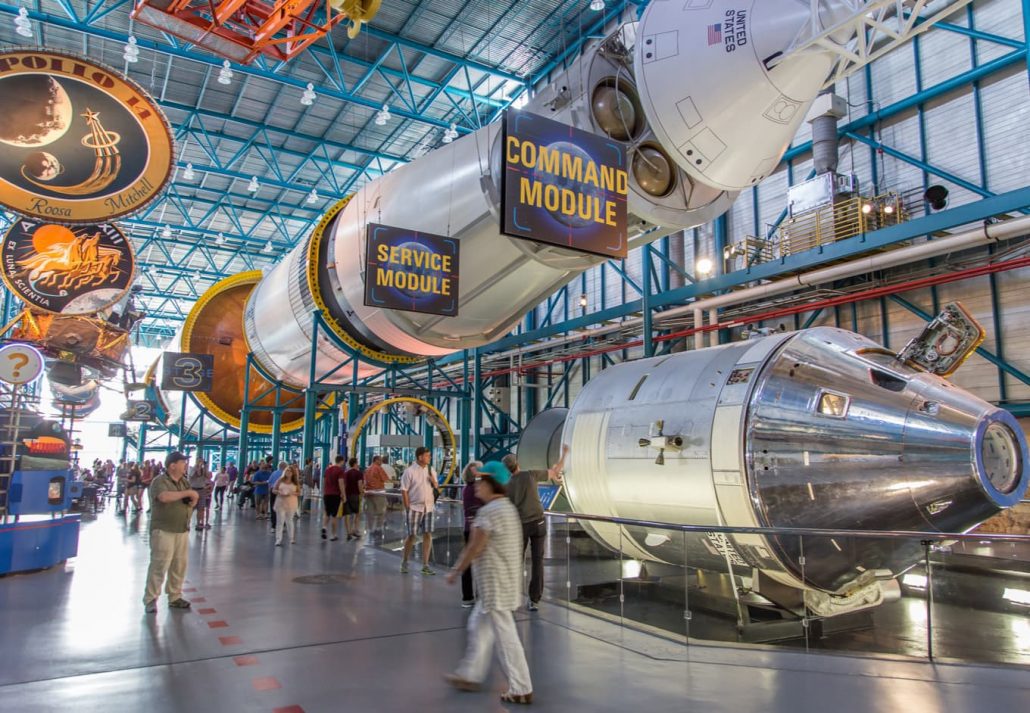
<box><xmin>160</xmin><ymin>224</ymin><xmax>172</xmax><ymax>239</ymax></box>
<box><xmin>13</xmin><ymin>7</ymin><xmax>33</xmax><ymax>38</ymax></box>
<box><xmin>216</xmin><ymin>232</ymin><xmax>226</xmax><ymax>245</ymax></box>
<box><xmin>123</xmin><ymin>36</ymin><xmax>140</xmax><ymax>64</ymax></box>
<box><xmin>247</xmin><ymin>176</ymin><xmax>260</xmax><ymax>193</ymax></box>
<box><xmin>182</xmin><ymin>163</ymin><xmax>196</xmax><ymax>181</ymax></box>
<box><xmin>442</xmin><ymin>123</ymin><xmax>459</xmax><ymax>144</ymax></box>
<box><xmin>262</xmin><ymin>241</ymin><xmax>273</xmax><ymax>253</ymax></box>
<box><xmin>217</xmin><ymin>60</ymin><xmax>233</xmax><ymax>85</ymax></box>
<box><xmin>306</xmin><ymin>189</ymin><xmax>319</xmax><ymax>204</ymax></box>
<box><xmin>589</xmin><ymin>0</ymin><xmax>605</xmax><ymax>11</ymax></box>
<box><xmin>300</xmin><ymin>83</ymin><xmax>317</xmax><ymax>106</ymax></box>
<box><xmin>374</xmin><ymin>104</ymin><xmax>391</xmax><ymax>126</ymax></box>
<box><xmin>695</xmin><ymin>257</ymin><xmax>714</xmax><ymax>276</ymax></box>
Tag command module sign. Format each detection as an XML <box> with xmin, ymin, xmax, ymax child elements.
<box><xmin>501</xmin><ymin>110</ymin><xmax>628</xmax><ymax>259</ymax></box>
<box><xmin>161</xmin><ymin>352</ymin><xmax>214</xmax><ymax>391</ymax></box>
<box><xmin>364</xmin><ymin>223</ymin><xmax>460</xmax><ymax>317</ymax></box>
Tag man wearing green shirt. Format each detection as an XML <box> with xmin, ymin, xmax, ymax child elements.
<box><xmin>143</xmin><ymin>452</ymin><xmax>199</xmax><ymax>613</ymax></box>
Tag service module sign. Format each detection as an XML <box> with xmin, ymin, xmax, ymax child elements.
<box><xmin>363</xmin><ymin>223</ymin><xmax>460</xmax><ymax>317</ymax></box>
<box><xmin>0</xmin><ymin>50</ymin><xmax>174</xmax><ymax>223</ymax></box>
<box><xmin>161</xmin><ymin>352</ymin><xmax>215</xmax><ymax>392</ymax></box>
<box><xmin>501</xmin><ymin>110</ymin><xmax>628</xmax><ymax>259</ymax></box>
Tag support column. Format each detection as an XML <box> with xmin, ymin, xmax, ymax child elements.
<box><xmin>237</xmin><ymin>354</ymin><xmax>253</xmax><ymax>475</ymax></box>
<box><xmin>642</xmin><ymin>243</ymin><xmax>654</xmax><ymax>358</ymax></box>
<box><xmin>301</xmin><ymin>310</ymin><xmax>322</xmax><ymax>466</ymax></box>
<box><xmin>460</xmin><ymin>350</ymin><xmax>471</xmax><ymax>467</ymax></box>
<box><xmin>270</xmin><ymin>385</ymin><xmax>282</xmax><ymax>465</ymax></box>
<box><xmin>473</xmin><ymin>348</ymin><xmax>483</xmax><ymax>459</ymax></box>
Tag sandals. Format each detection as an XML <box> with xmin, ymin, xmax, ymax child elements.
<box><xmin>500</xmin><ymin>691</ymin><xmax>533</xmax><ymax>705</ymax></box>
<box><xmin>443</xmin><ymin>673</ymin><xmax>481</xmax><ymax>692</ymax></box>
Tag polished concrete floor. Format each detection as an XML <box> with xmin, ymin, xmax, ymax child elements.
<box><xmin>0</xmin><ymin>504</ymin><xmax>1027</xmax><ymax>713</ymax></box>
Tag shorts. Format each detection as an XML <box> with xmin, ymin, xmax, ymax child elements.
<box><xmin>365</xmin><ymin>493</ymin><xmax>388</xmax><ymax>516</ymax></box>
<box><xmin>343</xmin><ymin>495</ymin><xmax>361</xmax><ymax>515</ymax></box>
<box><xmin>323</xmin><ymin>494</ymin><xmax>342</xmax><ymax>518</ymax></box>
<box><xmin>404</xmin><ymin>509</ymin><xmax>435</xmax><ymax>537</ymax></box>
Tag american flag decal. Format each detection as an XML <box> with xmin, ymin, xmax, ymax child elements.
<box><xmin>707</xmin><ymin>23</ymin><xmax>722</xmax><ymax>45</ymax></box>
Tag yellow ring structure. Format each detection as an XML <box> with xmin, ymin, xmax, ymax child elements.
<box><xmin>348</xmin><ymin>397</ymin><xmax>457</xmax><ymax>484</ymax></box>
<box><xmin>305</xmin><ymin>197</ymin><xmax>421</xmax><ymax>366</ymax></box>
<box><xmin>179</xmin><ymin>270</ymin><xmax>337</xmax><ymax>434</ymax></box>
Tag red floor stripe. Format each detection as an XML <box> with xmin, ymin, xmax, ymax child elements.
<box><xmin>273</xmin><ymin>707</ymin><xmax>304</xmax><ymax>713</ymax></box>
<box><xmin>192</xmin><ymin>597</ymin><xmax>207</xmax><ymax>603</ymax></box>
<box><xmin>183</xmin><ymin>588</ymin><xmax>198</xmax><ymax>593</ymax></box>
<box><xmin>207</xmin><ymin>620</ymin><xmax>229</xmax><ymax>629</ymax></box>
<box><xmin>233</xmin><ymin>655</ymin><xmax>259</xmax><ymax>667</ymax></box>
<box><xmin>218</xmin><ymin>636</ymin><xmax>242</xmax><ymax>646</ymax></box>
<box><xmin>197</xmin><ymin>608</ymin><xmax>217</xmax><ymax>615</ymax></box>
<box><xmin>252</xmin><ymin>676</ymin><xmax>282</xmax><ymax>692</ymax></box>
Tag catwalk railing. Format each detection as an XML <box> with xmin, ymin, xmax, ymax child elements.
<box><xmin>361</xmin><ymin>491</ymin><xmax>1030</xmax><ymax>667</ymax></box>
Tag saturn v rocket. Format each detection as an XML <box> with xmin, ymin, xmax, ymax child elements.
<box><xmin>154</xmin><ymin>1</ymin><xmax>1027</xmax><ymax>610</ymax></box>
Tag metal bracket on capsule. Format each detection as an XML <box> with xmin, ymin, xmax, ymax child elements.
<box><xmin>638</xmin><ymin>419</ymin><xmax>684</xmax><ymax>465</ymax></box>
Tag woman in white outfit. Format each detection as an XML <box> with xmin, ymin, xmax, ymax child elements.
<box><xmin>274</xmin><ymin>465</ymin><xmax>301</xmax><ymax>546</ymax></box>
<box><xmin>445</xmin><ymin>470</ymin><xmax>533</xmax><ymax>705</ymax></box>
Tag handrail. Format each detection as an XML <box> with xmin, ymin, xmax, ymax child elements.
<box><xmin>544</xmin><ymin>510</ymin><xmax>1030</xmax><ymax>543</ymax></box>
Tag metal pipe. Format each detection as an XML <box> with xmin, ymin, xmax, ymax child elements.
<box><xmin>476</xmin><ymin>213</ymin><xmax>1030</xmax><ymax>365</ymax></box>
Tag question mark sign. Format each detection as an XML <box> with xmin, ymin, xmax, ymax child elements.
<box><xmin>7</xmin><ymin>353</ymin><xmax>29</xmax><ymax>379</ymax></box>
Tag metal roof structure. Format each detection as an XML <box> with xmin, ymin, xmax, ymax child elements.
<box><xmin>0</xmin><ymin>0</ymin><xmax>635</xmax><ymax>343</ymax></box>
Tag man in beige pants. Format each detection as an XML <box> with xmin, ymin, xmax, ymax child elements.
<box><xmin>144</xmin><ymin>451</ymin><xmax>198</xmax><ymax>613</ymax></box>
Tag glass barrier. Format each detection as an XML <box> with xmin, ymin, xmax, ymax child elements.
<box><xmin>364</xmin><ymin>490</ymin><xmax>1029</xmax><ymax>666</ymax></box>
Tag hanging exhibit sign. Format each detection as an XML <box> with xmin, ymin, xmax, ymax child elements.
<box><xmin>500</xmin><ymin>109</ymin><xmax>628</xmax><ymax>259</ymax></box>
<box><xmin>0</xmin><ymin>49</ymin><xmax>174</xmax><ymax>223</ymax></box>
<box><xmin>160</xmin><ymin>352</ymin><xmax>215</xmax><ymax>392</ymax></box>
<box><xmin>363</xmin><ymin>223</ymin><xmax>460</xmax><ymax>317</ymax></box>
<box><xmin>1</xmin><ymin>218</ymin><xmax>135</xmax><ymax>314</ymax></box>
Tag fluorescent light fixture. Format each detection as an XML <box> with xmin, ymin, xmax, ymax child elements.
<box><xmin>306</xmin><ymin>189</ymin><xmax>319</xmax><ymax>204</ymax></box>
<box><xmin>247</xmin><ymin>176</ymin><xmax>260</xmax><ymax>193</ymax></box>
<box><xmin>374</xmin><ymin>104</ymin><xmax>390</xmax><ymax>126</ymax></box>
<box><xmin>123</xmin><ymin>36</ymin><xmax>140</xmax><ymax>63</ymax></box>
<box><xmin>14</xmin><ymin>7</ymin><xmax>33</xmax><ymax>38</ymax></box>
<box><xmin>160</xmin><ymin>225</ymin><xmax>172</xmax><ymax>239</ymax></box>
<box><xmin>590</xmin><ymin>0</ymin><xmax>605</xmax><ymax>11</ymax></box>
<box><xmin>215</xmin><ymin>232</ymin><xmax>226</xmax><ymax>246</ymax></box>
<box><xmin>300</xmin><ymin>82</ymin><xmax>316</xmax><ymax>106</ymax></box>
<box><xmin>217</xmin><ymin>60</ymin><xmax>233</xmax><ymax>85</ymax></box>
<box><xmin>442</xmin><ymin>123</ymin><xmax>458</xmax><ymax>144</ymax></box>
<box><xmin>1002</xmin><ymin>587</ymin><xmax>1030</xmax><ymax>606</ymax></box>
<box><xmin>263</xmin><ymin>241</ymin><xmax>273</xmax><ymax>253</ymax></box>
<box><xmin>901</xmin><ymin>573</ymin><xmax>928</xmax><ymax>589</ymax></box>
<box><xmin>695</xmin><ymin>257</ymin><xmax>714</xmax><ymax>275</ymax></box>
<box><xmin>182</xmin><ymin>163</ymin><xmax>196</xmax><ymax>181</ymax></box>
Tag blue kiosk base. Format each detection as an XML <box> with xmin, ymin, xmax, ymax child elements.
<box><xmin>0</xmin><ymin>516</ymin><xmax>80</xmax><ymax>575</ymax></box>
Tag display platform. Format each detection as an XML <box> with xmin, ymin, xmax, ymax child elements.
<box><xmin>0</xmin><ymin>516</ymin><xmax>80</xmax><ymax>575</ymax></box>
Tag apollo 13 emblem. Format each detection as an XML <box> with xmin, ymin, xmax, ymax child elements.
<box><xmin>1</xmin><ymin>218</ymin><xmax>135</xmax><ymax>315</ymax></box>
<box><xmin>0</xmin><ymin>50</ymin><xmax>173</xmax><ymax>223</ymax></box>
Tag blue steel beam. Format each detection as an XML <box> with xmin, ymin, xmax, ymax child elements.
<box><xmin>0</xmin><ymin>4</ymin><xmax>485</xmax><ymax>134</ymax></box>
<box><xmin>782</xmin><ymin>48</ymin><xmax>1027</xmax><ymax>163</ymax></box>
<box><xmin>473</xmin><ymin>185</ymin><xmax>1030</xmax><ymax>355</ymax></box>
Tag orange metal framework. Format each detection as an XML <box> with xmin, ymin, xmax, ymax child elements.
<box><xmin>130</xmin><ymin>0</ymin><xmax>345</xmax><ymax>64</ymax></box>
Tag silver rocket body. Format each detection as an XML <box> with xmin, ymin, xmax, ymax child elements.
<box><xmin>547</xmin><ymin>327</ymin><xmax>1027</xmax><ymax>614</ymax></box>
